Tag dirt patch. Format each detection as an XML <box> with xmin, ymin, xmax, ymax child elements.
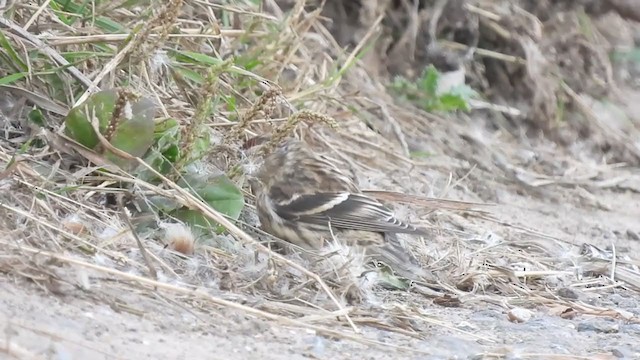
<box><xmin>1</xmin><ymin>0</ymin><xmax>640</xmax><ymax>359</ymax></box>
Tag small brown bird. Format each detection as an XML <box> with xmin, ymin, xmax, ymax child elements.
<box><xmin>247</xmin><ymin>136</ymin><xmax>428</xmax><ymax>280</ymax></box>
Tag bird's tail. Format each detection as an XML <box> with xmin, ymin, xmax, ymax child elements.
<box><xmin>368</xmin><ymin>233</ymin><xmax>430</xmax><ymax>281</ymax></box>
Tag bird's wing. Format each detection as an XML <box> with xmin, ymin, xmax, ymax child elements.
<box><xmin>272</xmin><ymin>191</ymin><xmax>424</xmax><ymax>234</ymax></box>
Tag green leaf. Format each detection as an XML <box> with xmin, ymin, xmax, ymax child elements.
<box><xmin>161</xmin><ymin>144</ymin><xmax>180</xmax><ymax>163</ymax></box>
<box><xmin>60</xmin><ymin>52</ymin><xmax>105</xmax><ymax>63</ymax></box>
<box><xmin>0</xmin><ymin>30</ymin><xmax>28</xmax><ymax>72</ymax></box>
<box><xmin>171</xmin><ymin>209</ymin><xmax>219</xmax><ymax>232</ymax></box>
<box><xmin>409</xmin><ymin>150</ymin><xmax>434</xmax><ymax>159</ymax></box>
<box><xmin>419</xmin><ymin>65</ymin><xmax>440</xmax><ymax>96</ymax></box>
<box><xmin>153</xmin><ymin>119</ymin><xmax>181</xmax><ymax>151</ymax></box>
<box><xmin>64</xmin><ymin>89</ymin><xmax>158</xmax><ymax>168</ymax></box>
<box><xmin>48</xmin><ymin>1</ymin><xmax>72</xmax><ymax>24</ymax></box>
<box><xmin>436</xmin><ymin>94</ymin><xmax>469</xmax><ymax>112</ymax></box>
<box><xmin>184</xmin><ymin>125</ymin><xmax>212</xmax><ymax>164</ymax></box>
<box><xmin>51</xmin><ymin>0</ymin><xmax>127</xmax><ymax>32</ymax></box>
<box><xmin>140</xmin><ymin>119</ymin><xmax>181</xmax><ymax>177</ymax></box>
<box><xmin>64</xmin><ymin>89</ymin><xmax>118</xmax><ymax>149</ymax></box>
<box><xmin>172</xmin><ymin>174</ymin><xmax>245</xmax><ymax>234</ymax></box>
<box><xmin>106</xmin><ymin>97</ymin><xmax>156</xmax><ymax>167</ymax></box>
<box><xmin>0</xmin><ymin>72</ymin><xmax>29</xmax><ymax>85</ymax></box>
<box><xmin>28</xmin><ymin>108</ymin><xmax>46</xmax><ymax>127</ymax></box>
<box><xmin>224</xmin><ymin>94</ymin><xmax>237</xmax><ymax>112</ymax></box>
<box><xmin>375</xmin><ymin>262</ymin><xmax>412</xmax><ymax>290</ymax></box>
<box><xmin>147</xmin><ymin>195</ymin><xmax>182</xmax><ymax>213</ymax></box>
<box><xmin>196</xmin><ymin>175</ymin><xmax>244</xmax><ymax>219</ymax></box>
<box><xmin>236</xmin><ymin>56</ymin><xmax>262</xmax><ymax>71</ymax></box>
<box><xmin>173</xmin><ymin>66</ymin><xmax>204</xmax><ymax>84</ymax></box>
<box><xmin>171</xmin><ymin>50</ymin><xmax>224</xmax><ymax>66</ymax></box>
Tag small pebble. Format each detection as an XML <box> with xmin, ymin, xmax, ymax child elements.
<box><xmin>577</xmin><ymin>319</ymin><xmax>619</xmax><ymax>333</ymax></box>
<box><xmin>508</xmin><ymin>308</ymin><xmax>533</xmax><ymax>323</ymax></box>
<box><xmin>611</xmin><ymin>348</ymin><xmax>625</xmax><ymax>358</ymax></box>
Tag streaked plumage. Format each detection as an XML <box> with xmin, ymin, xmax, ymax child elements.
<box><xmin>248</xmin><ymin>137</ymin><xmax>428</xmax><ymax>279</ymax></box>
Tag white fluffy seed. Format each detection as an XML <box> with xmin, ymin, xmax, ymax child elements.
<box><xmin>162</xmin><ymin>223</ymin><xmax>195</xmax><ymax>255</ymax></box>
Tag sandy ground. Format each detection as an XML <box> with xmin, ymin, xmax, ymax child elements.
<box><xmin>1</xmin><ymin>252</ymin><xmax>639</xmax><ymax>360</ymax></box>
<box><xmin>2</xmin><ymin>3</ymin><xmax>640</xmax><ymax>360</ymax></box>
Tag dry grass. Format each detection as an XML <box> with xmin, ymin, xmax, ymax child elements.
<box><xmin>1</xmin><ymin>0</ymin><xmax>640</xmax><ymax>358</ymax></box>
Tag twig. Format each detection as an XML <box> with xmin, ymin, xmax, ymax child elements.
<box><xmin>610</xmin><ymin>240</ymin><xmax>617</xmax><ymax>282</ymax></box>
<box><xmin>119</xmin><ymin>198</ymin><xmax>158</xmax><ymax>280</ymax></box>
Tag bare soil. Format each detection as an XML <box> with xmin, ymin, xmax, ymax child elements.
<box><xmin>2</xmin><ymin>1</ymin><xmax>640</xmax><ymax>360</ymax></box>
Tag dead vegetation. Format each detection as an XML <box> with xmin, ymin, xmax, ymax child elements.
<box><xmin>1</xmin><ymin>0</ymin><xmax>640</xmax><ymax>358</ymax></box>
